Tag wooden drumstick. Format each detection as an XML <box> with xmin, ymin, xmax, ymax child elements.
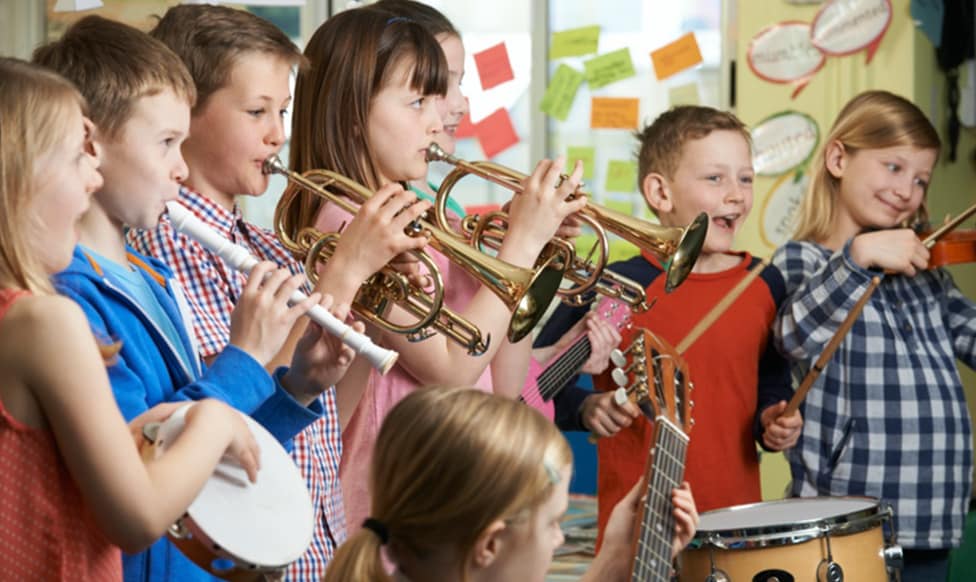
<box><xmin>780</xmin><ymin>276</ymin><xmax>881</xmax><ymax>417</ymax></box>
<box><xmin>675</xmin><ymin>258</ymin><xmax>768</xmax><ymax>355</ymax></box>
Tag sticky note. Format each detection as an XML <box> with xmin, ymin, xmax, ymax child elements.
<box><xmin>455</xmin><ymin>110</ymin><xmax>476</xmax><ymax>138</ymax></box>
<box><xmin>650</xmin><ymin>32</ymin><xmax>703</xmax><ymax>80</ymax></box>
<box><xmin>604</xmin><ymin>160</ymin><xmax>638</xmax><ymax>193</ymax></box>
<box><xmin>590</xmin><ymin>97</ymin><xmax>640</xmax><ymax>130</ymax></box>
<box><xmin>604</xmin><ymin>197</ymin><xmax>634</xmax><ymax>216</ymax></box>
<box><xmin>550</xmin><ymin>25</ymin><xmax>601</xmax><ymax>59</ymax></box>
<box><xmin>584</xmin><ymin>48</ymin><xmax>637</xmax><ymax>89</ymax></box>
<box><xmin>474</xmin><ymin>42</ymin><xmax>515</xmax><ymax>91</ymax></box>
<box><xmin>566</xmin><ymin>146</ymin><xmax>595</xmax><ymax>180</ymax></box>
<box><xmin>539</xmin><ymin>64</ymin><xmax>585</xmax><ymax>121</ymax></box>
<box><xmin>475</xmin><ymin>108</ymin><xmax>519</xmax><ymax>159</ymax></box>
<box><xmin>668</xmin><ymin>82</ymin><xmax>700</xmax><ymax>106</ymax></box>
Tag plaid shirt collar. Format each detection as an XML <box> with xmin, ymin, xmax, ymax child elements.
<box><xmin>178</xmin><ymin>186</ymin><xmax>243</xmax><ymax>239</ymax></box>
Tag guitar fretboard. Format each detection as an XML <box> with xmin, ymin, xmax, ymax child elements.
<box><xmin>536</xmin><ymin>336</ymin><xmax>592</xmax><ymax>401</ymax></box>
<box><xmin>630</xmin><ymin>416</ymin><xmax>689</xmax><ymax>582</ymax></box>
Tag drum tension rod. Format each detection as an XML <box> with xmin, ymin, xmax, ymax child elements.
<box><xmin>816</xmin><ymin>522</ymin><xmax>844</xmax><ymax>582</ymax></box>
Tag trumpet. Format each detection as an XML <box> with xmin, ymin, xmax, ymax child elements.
<box><xmin>425</xmin><ymin>143</ymin><xmax>708</xmax><ymax>308</ymax></box>
<box><xmin>266</xmin><ymin>156</ymin><xmax>564</xmax><ymax>353</ymax></box>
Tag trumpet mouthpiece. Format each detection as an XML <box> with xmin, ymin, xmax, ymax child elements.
<box><xmin>262</xmin><ymin>155</ymin><xmax>286</xmax><ymax>176</ymax></box>
<box><xmin>425</xmin><ymin>142</ymin><xmax>450</xmax><ymax>163</ymax></box>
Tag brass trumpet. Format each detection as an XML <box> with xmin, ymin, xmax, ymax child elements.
<box><xmin>425</xmin><ymin>143</ymin><xmax>708</xmax><ymax>307</ymax></box>
<box><xmin>266</xmin><ymin>156</ymin><xmax>563</xmax><ymax>352</ymax></box>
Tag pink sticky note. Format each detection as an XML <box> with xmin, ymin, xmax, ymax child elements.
<box><xmin>474</xmin><ymin>42</ymin><xmax>515</xmax><ymax>90</ymax></box>
<box><xmin>475</xmin><ymin>108</ymin><xmax>519</xmax><ymax>159</ymax></box>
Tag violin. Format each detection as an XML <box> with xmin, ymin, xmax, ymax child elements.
<box><xmin>924</xmin><ymin>229</ymin><xmax>976</xmax><ymax>268</ymax></box>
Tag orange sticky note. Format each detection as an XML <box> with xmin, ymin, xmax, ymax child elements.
<box><xmin>475</xmin><ymin>108</ymin><xmax>519</xmax><ymax>159</ymax></box>
<box><xmin>474</xmin><ymin>42</ymin><xmax>515</xmax><ymax>90</ymax></box>
<box><xmin>590</xmin><ymin>97</ymin><xmax>639</xmax><ymax>130</ymax></box>
<box><xmin>650</xmin><ymin>32</ymin><xmax>703</xmax><ymax>80</ymax></box>
<box><xmin>455</xmin><ymin>111</ymin><xmax>476</xmax><ymax>138</ymax></box>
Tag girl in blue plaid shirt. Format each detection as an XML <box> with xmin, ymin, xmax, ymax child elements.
<box><xmin>773</xmin><ymin>90</ymin><xmax>976</xmax><ymax>582</ymax></box>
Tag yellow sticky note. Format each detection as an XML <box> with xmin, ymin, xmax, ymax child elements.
<box><xmin>566</xmin><ymin>146</ymin><xmax>595</xmax><ymax>180</ymax></box>
<box><xmin>539</xmin><ymin>64</ymin><xmax>585</xmax><ymax>121</ymax></box>
<box><xmin>550</xmin><ymin>25</ymin><xmax>601</xmax><ymax>60</ymax></box>
<box><xmin>650</xmin><ymin>32</ymin><xmax>703</xmax><ymax>80</ymax></box>
<box><xmin>605</xmin><ymin>160</ymin><xmax>638</xmax><ymax>193</ymax></box>
<box><xmin>584</xmin><ymin>48</ymin><xmax>637</xmax><ymax>89</ymax></box>
<box><xmin>668</xmin><ymin>82</ymin><xmax>700</xmax><ymax>106</ymax></box>
<box><xmin>590</xmin><ymin>97</ymin><xmax>640</xmax><ymax>130</ymax></box>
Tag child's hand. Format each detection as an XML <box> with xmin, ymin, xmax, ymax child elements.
<box><xmin>229</xmin><ymin>261</ymin><xmax>321</xmax><ymax>366</ymax></box>
<box><xmin>186</xmin><ymin>400</ymin><xmax>261</xmax><ymax>483</ymax></box>
<box><xmin>581</xmin><ymin>391</ymin><xmax>639</xmax><ymax>437</ymax></box>
<box><xmin>760</xmin><ymin>400</ymin><xmax>803</xmax><ymax>451</ymax></box>
<box><xmin>282</xmin><ymin>296</ymin><xmax>365</xmax><ymax>406</ymax></box>
<box><xmin>595</xmin><ymin>477</ymin><xmax>645</xmax><ymax>581</ymax></box>
<box><xmin>505</xmin><ymin>157</ymin><xmax>587</xmax><ymax>256</ymax></box>
<box><xmin>580</xmin><ymin>315</ymin><xmax>622</xmax><ymax>375</ymax></box>
<box><xmin>326</xmin><ymin>183</ymin><xmax>432</xmax><ymax>283</ymax></box>
<box><xmin>850</xmin><ymin>229</ymin><xmax>929</xmax><ymax>276</ymax></box>
<box><xmin>671</xmin><ymin>481</ymin><xmax>699</xmax><ymax>558</ymax></box>
<box><xmin>128</xmin><ymin>402</ymin><xmax>186</xmax><ymax>453</ymax></box>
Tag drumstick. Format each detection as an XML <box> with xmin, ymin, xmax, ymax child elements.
<box><xmin>166</xmin><ymin>201</ymin><xmax>399</xmax><ymax>375</ymax></box>
<box><xmin>675</xmin><ymin>258</ymin><xmax>768</xmax><ymax>355</ymax></box>
<box><xmin>780</xmin><ymin>276</ymin><xmax>881</xmax><ymax>417</ymax></box>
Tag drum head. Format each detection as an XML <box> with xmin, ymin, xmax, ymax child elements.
<box><xmin>155</xmin><ymin>406</ymin><xmax>314</xmax><ymax>568</ymax></box>
<box><xmin>699</xmin><ymin>497</ymin><xmax>878</xmax><ymax>531</ymax></box>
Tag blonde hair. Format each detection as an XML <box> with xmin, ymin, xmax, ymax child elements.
<box><xmin>793</xmin><ymin>90</ymin><xmax>941</xmax><ymax>242</ymax></box>
<box><xmin>0</xmin><ymin>58</ymin><xmax>85</xmax><ymax>294</ymax></box>
<box><xmin>324</xmin><ymin>387</ymin><xmax>573</xmax><ymax>582</ymax></box>
<box><xmin>636</xmin><ymin>105</ymin><xmax>750</xmax><ymax>185</ymax></box>
<box><xmin>32</xmin><ymin>15</ymin><xmax>196</xmax><ymax>140</ymax></box>
<box><xmin>149</xmin><ymin>4</ymin><xmax>304</xmax><ymax>113</ymax></box>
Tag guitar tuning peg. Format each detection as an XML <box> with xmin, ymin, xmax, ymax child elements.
<box><xmin>611</xmin><ymin>368</ymin><xmax>629</xmax><ymax>387</ymax></box>
<box><xmin>609</xmin><ymin>348</ymin><xmax>627</xmax><ymax>368</ymax></box>
<box><xmin>612</xmin><ymin>387</ymin><xmax>629</xmax><ymax>406</ymax></box>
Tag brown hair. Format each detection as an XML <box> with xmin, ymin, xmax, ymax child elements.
<box><xmin>636</xmin><ymin>105</ymin><xmax>751</xmax><ymax>187</ymax></box>
<box><xmin>793</xmin><ymin>90</ymin><xmax>941</xmax><ymax>242</ymax></box>
<box><xmin>323</xmin><ymin>387</ymin><xmax>573</xmax><ymax>582</ymax></box>
<box><xmin>280</xmin><ymin>7</ymin><xmax>447</xmax><ymax>243</ymax></box>
<box><xmin>369</xmin><ymin>0</ymin><xmax>460</xmax><ymax>38</ymax></box>
<box><xmin>32</xmin><ymin>15</ymin><xmax>195</xmax><ymax>140</ymax></box>
<box><xmin>0</xmin><ymin>58</ymin><xmax>86</xmax><ymax>294</ymax></box>
<box><xmin>149</xmin><ymin>4</ymin><xmax>304</xmax><ymax>112</ymax></box>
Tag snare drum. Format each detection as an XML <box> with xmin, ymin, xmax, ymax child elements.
<box><xmin>678</xmin><ymin>497</ymin><xmax>901</xmax><ymax>582</ymax></box>
<box><xmin>146</xmin><ymin>405</ymin><xmax>314</xmax><ymax>581</ymax></box>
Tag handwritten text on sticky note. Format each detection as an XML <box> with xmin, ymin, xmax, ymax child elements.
<box><xmin>584</xmin><ymin>48</ymin><xmax>637</xmax><ymax>89</ymax></box>
<box><xmin>539</xmin><ymin>64</ymin><xmax>585</xmax><ymax>121</ymax></box>
<box><xmin>590</xmin><ymin>97</ymin><xmax>640</xmax><ymax>129</ymax></box>
<box><xmin>550</xmin><ymin>25</ymin><xmax>601</xmax><ymax>59</ymax></box>
<box><xmin>650</xmin><ymin>32</ymin><xmax>703</xmax><ymax>80</ymax></box>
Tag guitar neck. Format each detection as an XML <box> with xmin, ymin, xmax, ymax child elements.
<box><xmin>630</xmin><ymin>417</ymin><xmax>689</xmax><ymax>582</ymax></box>
<box><xmin>536</xmin><ymin>335</ymin><xmax>592</xmax><ymax>401</ymax></box>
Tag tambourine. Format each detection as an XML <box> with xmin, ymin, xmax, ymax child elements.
<box><xmin>143</xmin><ymin>405</ymin><xmax>314</xmax><ymax>581</ymax></box>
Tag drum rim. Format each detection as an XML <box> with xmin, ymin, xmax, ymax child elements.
<box><xmin>686</xmin><ymin>496</ymin><xmax>890</xmax><ymax>550</ymax></box>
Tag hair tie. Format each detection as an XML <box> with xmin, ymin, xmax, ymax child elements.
<box><xmin>362</xmin><ymin>518</ymin><xmax>390</xmax><ymax>545</ymax></box>
<box><xmin>385</xmin><ymin>16</ymin><xmax>413</xmax><ymax>26</ymax></box>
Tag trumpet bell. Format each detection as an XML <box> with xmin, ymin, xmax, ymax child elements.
<box><xmin>661</xmin><ymin>212</ymin><xmax>709</xmax><ymax>293</ymax></box>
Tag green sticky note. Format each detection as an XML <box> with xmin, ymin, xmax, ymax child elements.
<box><xmin>604</xmin><ymin>159</ymin><xmax>638</xmax><ymax>193</ymax></box>
<box><xmin>550</xmin><ymin>25</ymin><xmax>601</xmax><ymax>60</ymax></box>
<box><xmin>604</xmin><ymin>197</ymin><xmax>633</xmax><ymax>216</ymax></box>
<box><xmin>583</xmin><ymin>48</ymin><xmax>636</xmax><ymax>90</ymax></box>
<box><xmin>566</xmin><ymin>146</ymin><xmax>595</xmax><ymax>180</ymax></box>
<box><xmin>539</xmin><ymin>64</ymin><xmax>585</xmax><ymax>121</ymax></box>
<box><xmin>668</xmin><ymin>82</ymin><xmax>700</xmax><ymax>106</ymax></box>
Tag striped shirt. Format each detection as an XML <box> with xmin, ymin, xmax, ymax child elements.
<box><xmin>128</xmin><ymin>187</ymin><xmax>346</xmax><ymax>579</ymax></box>
<box><xmin>773</xmin><ymin>239</ymin><xmax>975</xmax><ymax>549</ymax></box>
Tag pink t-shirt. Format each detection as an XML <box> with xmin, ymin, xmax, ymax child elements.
<box><xmin>0</xmin><ymin>289</ymin><xmax>122</xmax><ymax>581</ymax></box>
<box><xmin>314</xmin><ymin>201</ymin><xmax>493</xmax><ymax>531</ymax></box>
